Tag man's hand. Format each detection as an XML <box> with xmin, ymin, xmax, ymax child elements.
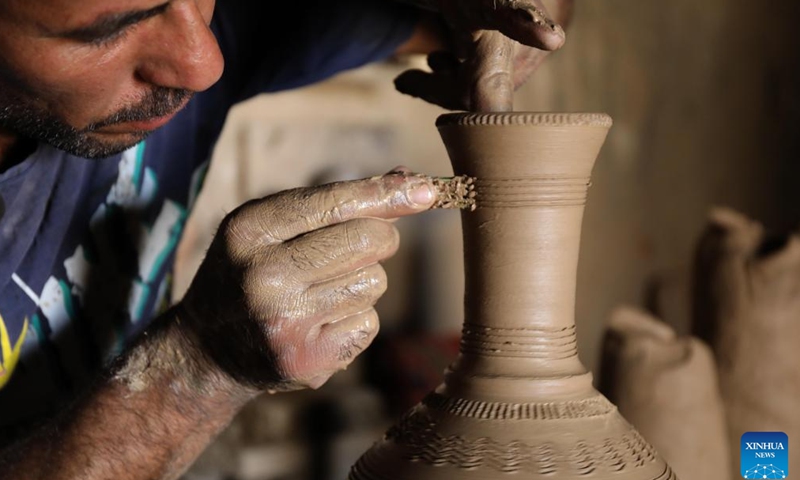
<box><xmin>395</xmin><ymin>0</ymin><xmax>573</xmax><ymax>111</ymax></box>
<box><xmin>179</xmin><ymin>172</ymin><xmax>436</xmax><ymax>393</ymax></box>
<box><xmin>0</xmin><ymin>173</ymin><xmax>435</xmax><ymax>480</ymax></box>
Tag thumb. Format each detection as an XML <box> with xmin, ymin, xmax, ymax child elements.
<box><xmin>466</xmin><ymin>30</ymin><xmax>515</xmax><ymax>112</ymax></box>
<box><xmin>486</xmin><ymin>0</ymin><xmax>566</xmax><ymax>51</ymax></box>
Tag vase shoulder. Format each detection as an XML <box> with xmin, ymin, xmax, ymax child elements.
<box><xmin>350</xmin><ymin>389</ymin><xmax>676</xmax><ymax>480</ymax></box>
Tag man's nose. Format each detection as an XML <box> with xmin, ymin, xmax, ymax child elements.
<box><xmin>136</xmin><ymin>1</ymin><xmax>224</xmax><ymax>92</ymax></box>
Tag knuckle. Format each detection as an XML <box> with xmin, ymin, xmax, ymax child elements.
<box><xmin>315</xmin><ymin>186</ymin><xmax>352</xmax><ymax>226</ymax></box>
<box><xmin>286</xmin><ymin>227</ymin><xmax>351</xmax><ymax>274</ymax></box>
<box><xmin>286</xmin><ymin>240</ymin><xmax>323</xmax><ymax>273</ymax></box>
<box><xmin>242</xmin><ymin>259</ymin><xmax>306</xmax><ymax>316</ymax></box>
<box><xmin>218</xmin><ymin>214</ymin><xmax>253</xmax><ymax>260</ymax></box>
<box><xmin>241</xmin><ymin>268</ymin><xmax>278</xmax><ymax>310</ymax></box>
<box><xmin>345</xmin><ymin>218</ymin><xmax>398</xmax><ymax>255</ymax></box>
<box><xmin>251</xmin><ymin>250</ymin><xmax>288</xmax><ymax>284</ymax></box>
<box><xmin>360</xmin><ymin>264</ymin><xmax>389</xmax><ymax>300</ymax></box>
<box><xmin>338</xmin><ymin>331</ymin><xmax>370</xmax><ymax>362</ymax></box>
<box><xmin>477</xmin><ymin>71</ymin><xmax>513</xmax><ymax>90</ymax></box>
<box><xmin>333</xmin><ymin>265</ymin><xmax>387</xmax><ymax>306</ymax></box>
<box><xmin>220</xmin><ymin>201</ymin><xmax>283</xmax><ymax>258</ymax></box>
<box><xmin>343</xmin><ymin>219</ymin><xmax>374</xmax><ymax>253</ymax></box>
<box><xmin>338</xmin><ymin>311</ymin><xmax>380</xmax><ymax>362</ymax></box>
<box><xmin>282</xmin><ymin>289</ymin><xmax>312</xmax><ymax>320</ymax></box>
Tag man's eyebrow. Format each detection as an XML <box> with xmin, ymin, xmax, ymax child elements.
<box><xmin>54</xmin><ymin>2</ymin><xmax>171</xmax><ymax>41</ymax></box>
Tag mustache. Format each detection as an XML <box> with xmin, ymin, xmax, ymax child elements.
<box><xmin>86</xmin><ymin>87</ymin><xmax>193</xmax><ymax>131</ymax></box>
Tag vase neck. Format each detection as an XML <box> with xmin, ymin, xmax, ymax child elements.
<box><xmin>436</xmin><ymin>113</ymin><xmax>612</xmax><ymax>386</ymax></box>
<box><xmin>457</xmin><ymin>177</ymin><xmax>589</xmax><ymax>378</ymax></box>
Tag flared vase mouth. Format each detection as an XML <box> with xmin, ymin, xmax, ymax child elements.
<box><xmin>436</xmin><ymin>112</ymin><xmax>613</xmax><ymax>128</ymax></box>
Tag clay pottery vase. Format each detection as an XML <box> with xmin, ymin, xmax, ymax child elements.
<box><xmin>601</xmin><ymin>307</ymin><xmax>730</xmax><ymax>480</ymax></box>
<box><xmin>349</xmin><ymin>113</ymin><xmax>676</xmax><ymax>480</ymax></box>
<box><xmin>693</xmin><ymin>208</ymin><xmax>800</xmax><ymax>479</ymax></box>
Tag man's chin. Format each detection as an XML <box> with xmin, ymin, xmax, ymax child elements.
<box><xmin>90</xmin><ymin>129</ymin><xmax>150</xmax><ymax>142</ymax></box>
<box><xmin>50</xmin><ymin>129</ymin><xmax>151</xmax><ymax>160</ymax></box>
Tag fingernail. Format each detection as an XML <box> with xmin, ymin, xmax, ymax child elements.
<box><xmin>388</xmin><ymin>165</ymin><xmax>411</xmax><ymax>174</ymax></box>
<box><xmin>406</xmin><ymin>180</ymin><xmax>435</xmax><ymax>207</ymax></box>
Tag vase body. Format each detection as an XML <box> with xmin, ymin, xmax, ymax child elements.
<box><xmin>349</xmin><ymin>113</ymin><xmax>676</xmax><ymax>480</ymax></box>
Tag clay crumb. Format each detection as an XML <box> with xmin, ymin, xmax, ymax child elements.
<box><xmin>528</xmin><ymin>6</ymin><xmax>546</xmax><ymax>26</ymax></box>
<box><xmin>430</xmin><ymin>175</ymin><xmax>477</xmax><ymax>211</ymax></box>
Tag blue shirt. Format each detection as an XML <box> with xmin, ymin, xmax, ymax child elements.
<box><xmin>0</xmin><ymin>0</ymin><xmax>418</xmax><ymax>432</ymax></box>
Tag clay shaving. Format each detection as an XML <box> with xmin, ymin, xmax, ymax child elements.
<box><xmin>431</xmin><ymin>176</ymin><xmax>477</xmax><ymax>211</ymax></box>
<box><xmin>527</xmin><ymin>5</ymin><xmax>557</xmax><ymax>30</ymax></box>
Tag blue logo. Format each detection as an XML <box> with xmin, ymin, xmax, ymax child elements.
<box><xmin>741</xmin><ymin>432</ymin><xmax>788</xmax><ymax>479</ymax></box>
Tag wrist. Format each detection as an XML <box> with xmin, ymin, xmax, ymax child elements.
<box><xmin>173</xmin><ymin>299</ymin><xmax>296</xmax><ymax>393</ymax></box>
<box><xmin>111</xmin><ymin>309</ymin><xmax>258</xmax><ymax>404</ymax></box>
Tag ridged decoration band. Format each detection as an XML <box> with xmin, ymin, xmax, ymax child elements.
<box><xmin>460</xmin><ymin>324</ymin><xmax>578</xmax><ymax>359</ymax></box>
<box><xmin>474</xmin><ymin>177</ymin><xmax>591</xmax><ymax>208</ymax></box>
<box><xmin>436</xmin><ymin>112</ymin><xmax>613</xmax><ymax>127</ymax></box>
<box><xmin>421</xmin><ymin>392</ymin><xmax>614</xmax><ymax>420</ymax></box>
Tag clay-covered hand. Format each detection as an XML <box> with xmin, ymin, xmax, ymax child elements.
<box><xmin>177</xmin><ymin>173</ymin><xmax>435</xmax><ymax>394</ymax></box>
<box><xmin>396</xmin><ymin>0</ymin><xmax>572</xmax><ymax>111</ymax></box>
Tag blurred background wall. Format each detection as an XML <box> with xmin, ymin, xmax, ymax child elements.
<box><xmin>175</xmin><ymin>1</ymin><xmax>800</xmax><ymax>478</ymax></box>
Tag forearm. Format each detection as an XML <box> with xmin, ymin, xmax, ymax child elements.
<box><xmin>0</xmin><ymin>311</ymin><xmax>255</xmax><ymax>480</ymax></box>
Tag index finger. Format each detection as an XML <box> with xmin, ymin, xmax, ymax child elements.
<box><xmin>466</xmin><ymin>30</ymin><xmax>515</xmax><ymax>112</ymax></box>
<box><xmin>231</xmin><ymin>173</ymin><xmax>435</xmax><ymax>244</ymax></box>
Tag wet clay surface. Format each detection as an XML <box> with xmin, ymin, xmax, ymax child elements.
<box><xmin>350</xmin><ymin>113</ymin><xmax>677</xmax><ymax>480</ymax></box>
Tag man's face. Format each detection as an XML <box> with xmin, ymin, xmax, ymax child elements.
<box><xmin>0</xmin><ymin>0</ymin><xmax>223</xmax><ymax>158</ymax></box>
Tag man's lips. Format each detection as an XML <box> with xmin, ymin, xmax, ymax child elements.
<box><xmin>93</xmin><ymin>97</ymin><xmax>190</xmax><ymax>134</ymax></box>
<box><xmin>96</xmin><ymin>109</ymin><xmax>180</xmax><ymax>134</ymax></box>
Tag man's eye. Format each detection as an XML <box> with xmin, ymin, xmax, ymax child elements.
<box><xmin>61</xmin><ymin>3</ymin><xmax>170</xmax><ymax>47</ymax></box>
<box><xmin>65</xmin><ymin>27</ymin><xmax>130</xmax><ymax>47</ymax></box>
<box><xmin>89</xmin><ymin>28</ymin><xmax>130</xmax><ymax>47</ymax></box>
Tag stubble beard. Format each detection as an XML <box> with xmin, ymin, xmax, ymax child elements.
<box><xmin>0</xmin><ymin>87</ymin><xmax>193</xmax><ymax>160</ymax></box>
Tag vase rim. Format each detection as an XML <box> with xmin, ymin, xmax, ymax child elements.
<box><xmin>436</xmin><ymin>112</ymin><xmax>612</xmax><ymax>128</ymax></box>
